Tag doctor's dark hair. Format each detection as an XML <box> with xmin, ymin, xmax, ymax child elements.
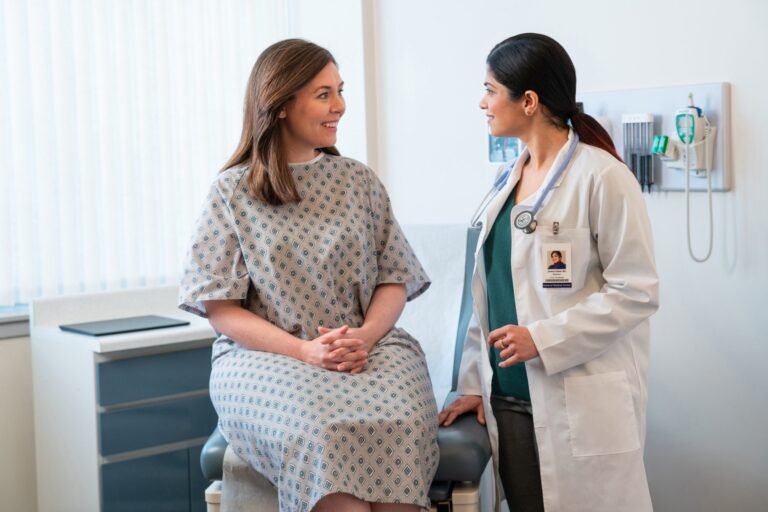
<box><xmin>487</xmin><ymin>33</ymin><xmax>622</xmax><ymax>162</ymax></box>
<box><xmin>222</xmin><ymin>39</ymin><xmax>340</xmax><ymax>205</ymax></box>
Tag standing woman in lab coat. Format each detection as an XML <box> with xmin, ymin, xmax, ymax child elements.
<box><xmin>438</xmin><ymin>33</ymin><xmax>659</xmax><ymax>511</ymax></box>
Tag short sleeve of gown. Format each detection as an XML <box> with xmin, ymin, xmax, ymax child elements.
<box><xmin>365</xmin><ymin>168</ymin><xmax>431</xmax><ymax>301</ymax></box>
<box><xmin>178</xmin><ymin>177</ymin><xmax>249</xmax><ymax>317</ymax></box>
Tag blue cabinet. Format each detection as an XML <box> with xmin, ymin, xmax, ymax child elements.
<box><xmin>30</xmin><ymin>286</ymin><xmax>220</xmax><ymax>512</ymax></box>
<box><xmin>97</xmin><ymin>347</ymin><xmax>213</xmax><ymax>406</ymax></box>
<box><xmin>189</xmin><ymin>444</ymin><xmax>208</xmax><ymax>512</ymax></box>
<box><xmin>101</xmin><ymin>445</ymin><xmax>212</xmax><ymax>512</ymax></box>
<box><xmin>98</xmin><ymin>346</ymin><xmax>217</xmax><ymax>512</ymax></box>
<box><xmin>102</xmin><ymin>449</ymin><xmax>190</xmax><ymax>512</ymax></box>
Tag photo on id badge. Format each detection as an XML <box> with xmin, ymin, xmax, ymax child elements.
<box><xmin>543</xmin><ymin>243</ymin><xmax>572</xmax><ymax>288</ymax></box>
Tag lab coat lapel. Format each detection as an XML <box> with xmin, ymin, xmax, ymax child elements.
<box><xmin>471</xmin><ymin>156</ymin><xmax>525</xmax><ymax>339</ymax></box>
<box><xmin>476</xmin><ymin>153</ymin><xmax>526</xmax><ymax>254</ymax></box>
<box><xmin>525</xmin><ymin>128</ymin><xmax>578</xmax><ymax>209</ymax></box>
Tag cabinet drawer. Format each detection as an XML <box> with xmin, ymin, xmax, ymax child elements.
<box><xmin>100</xmin><ymin>395</ymin><xmax>218</xmax><ymax>456</ymax></box>
<box><xmin>189</xmin><ymin>444</ymin><xmax>208</xmax><ymax>512</ymax></box>
<box><xmin>97</xmin><ymin>346</ymin><xmax>212</xmax><ymax>406</ymax></box>
<box><xmin>102</xmin><ymin>449</ymin><xmax>190</xmax><ymax>512</ymax></box>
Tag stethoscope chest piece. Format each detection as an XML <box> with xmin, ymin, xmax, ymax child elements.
<box><xmin>514</xmin><ymin>210</ymin><xmax>537</xmax><ymax>234</ymax></box>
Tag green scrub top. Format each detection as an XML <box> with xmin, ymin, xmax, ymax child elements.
<box><xmin>483</xmin><ymin>188</ymin><xmax>530</xmax><ymax>401</ymax></box>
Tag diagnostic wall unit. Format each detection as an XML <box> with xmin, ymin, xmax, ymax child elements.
<box><xmin>578</xmin><ymin>82</ymin><xmax>731</xmax><ymax>192</ymax></box>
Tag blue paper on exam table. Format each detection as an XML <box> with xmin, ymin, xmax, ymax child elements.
<box><xmin>59</xmin><ymin>315</ymin><xmax>190</xmax><ymax>336</ymax></box>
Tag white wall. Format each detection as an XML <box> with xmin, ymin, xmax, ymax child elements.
<box><xmin>372</xmin><ymin>1</ymin><xmax>768</xmax><ymax>511</ymax></box>
<box><xmin>0</xmin><ymin>337</ymin><xmax>37</xmax><ymax>512</ymax></box>
<box><xmin>292</xmin><ymin>0</ymin><xmax>368</xmax><ymax>163</ymax></box>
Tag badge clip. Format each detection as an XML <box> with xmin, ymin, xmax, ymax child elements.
<box><xmin>553</xmin><ymin>221</ymin><xmax>560</xmax><ymax>236</ymax></box>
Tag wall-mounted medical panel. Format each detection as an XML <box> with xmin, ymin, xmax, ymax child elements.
<box><xmin>578</xmin><ymin>82</ymin><xmax>731</xmax><ymax>192</ymax></box>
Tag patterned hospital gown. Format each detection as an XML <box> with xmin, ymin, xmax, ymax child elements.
<box><xmin>179</xmin><ymin>153</ymin><xmax>439</xmax><ymax>511</ymax></box>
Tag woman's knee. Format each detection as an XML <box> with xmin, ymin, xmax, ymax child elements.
<box><xmin>312</xmin><ymin>492</ymin><xmax>370</xmax><ymax>512</ymax></box>
<box><xmin>370</xmin><ymin>503</ymin><xmax>421</xmax><ymax>512</ymax></box>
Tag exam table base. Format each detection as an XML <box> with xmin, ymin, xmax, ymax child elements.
<box><xmin>203</xmin><ymin>447</ymin><xmax>481</xmax><ymax>512</ymax></box>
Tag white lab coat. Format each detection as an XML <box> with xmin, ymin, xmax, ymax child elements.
<box><xmin>457</xmin><ymin>130</ymin><xmax>659</xmax><ymax>511</ymax></box>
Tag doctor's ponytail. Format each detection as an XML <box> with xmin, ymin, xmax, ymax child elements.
<box><xmin>570</xmin><ymin>112</ymin><xmax>622</xmax><ymax>162</ymax></box>
<box><xmin>487</xmin><ymin>33</ymin><xmax>622</xmax><ymax>163</ymax></box>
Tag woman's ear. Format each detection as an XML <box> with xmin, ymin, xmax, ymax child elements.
<box><xmin>523</xmin><ymin>90</ymin><xmax>539</xmax><ymax>116</ymax></box>
<box><xmin>278</xmin><ymin>108</ymin><xmax>287</xmax><ymax>119</ymax></box>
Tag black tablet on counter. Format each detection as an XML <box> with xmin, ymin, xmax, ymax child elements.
<box><xmin>59</xmin><ymin>315</ymin><xmax>190</xmax><ymax>336</ymax></box>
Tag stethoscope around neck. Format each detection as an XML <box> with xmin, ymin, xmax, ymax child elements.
<box><xmin>469</xmin><ymin>133</ymin><xmax>579</xmax><ymax>233</ymax></box>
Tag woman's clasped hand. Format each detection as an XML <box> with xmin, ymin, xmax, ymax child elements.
<box><xmin>302</xmin><ymin>325</ymin><xmax>371</xmax><ymax>374</ymax></box>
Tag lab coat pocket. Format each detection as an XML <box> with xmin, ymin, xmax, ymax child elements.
<box><xmin>564</xmin><ymin>371</ymin><xmax>640</xmax><ymax>457</ymax></box>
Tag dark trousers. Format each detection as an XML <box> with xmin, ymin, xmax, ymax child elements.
<box><xmin>491</xmin><ymin>395</ymin><xmax>545</xmax><ymax>512</ymax></box>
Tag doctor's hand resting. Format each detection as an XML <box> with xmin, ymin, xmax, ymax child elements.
<box><xmin>440</xmin><ymin>33</ymin><xmax>659</xmax><ymax>512</ymax></box>
<box><xmin>437</xmin><ymin>395</ymin><xmax>486</xmax><ymax>427</ymax></box>
<box><xmin>440</xmin><ymin>325</ymin><xmax>538</xmax><ymax>426</ymax></box>
<box><xmin>488</xmin><ymin>324</ymin><xmax>539</xmax><ymax>367</ymax></box>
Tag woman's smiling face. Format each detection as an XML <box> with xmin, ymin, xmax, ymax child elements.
<box><xmin>280</xmin><ymin>62</ymin><xmax>346</xmax><ymax>160</ymax></box>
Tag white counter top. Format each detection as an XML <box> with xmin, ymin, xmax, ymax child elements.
<box><xmin>32</xmin><ymin>314</ymin><xmax>215</xmax><ymax>353</ymax></box>
<box><xmin>30</xmin><ymin>285</ymin><xmax>216</xmax><ymax>353</ymax></box>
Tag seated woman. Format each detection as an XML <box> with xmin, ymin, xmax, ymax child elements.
<box><xmin>179</xmin><ymin>39</ymin><xmax>439</xmax><ymax>512</ymax></box>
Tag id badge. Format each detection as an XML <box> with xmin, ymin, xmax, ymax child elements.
<box><xmin>542</xmin><ymin>242</ymin><xmax>572</xmax><ymax>288</ymax></box>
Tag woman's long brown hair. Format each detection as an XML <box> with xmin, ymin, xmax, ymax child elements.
<box><xmin>222</xmin><ymin>39</ymin><xmax>340</xmax><ymax>205</ymax></box>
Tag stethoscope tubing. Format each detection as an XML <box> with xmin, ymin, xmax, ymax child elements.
<box><xmin>469</xmin><ymin>166</ymin><xmax>513</xmax><ymax>228</ymax></box>
<box><xmin>470</xmin><ymin>133</ymin><xmax>579</xmax><ymax>231</ymax></box>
